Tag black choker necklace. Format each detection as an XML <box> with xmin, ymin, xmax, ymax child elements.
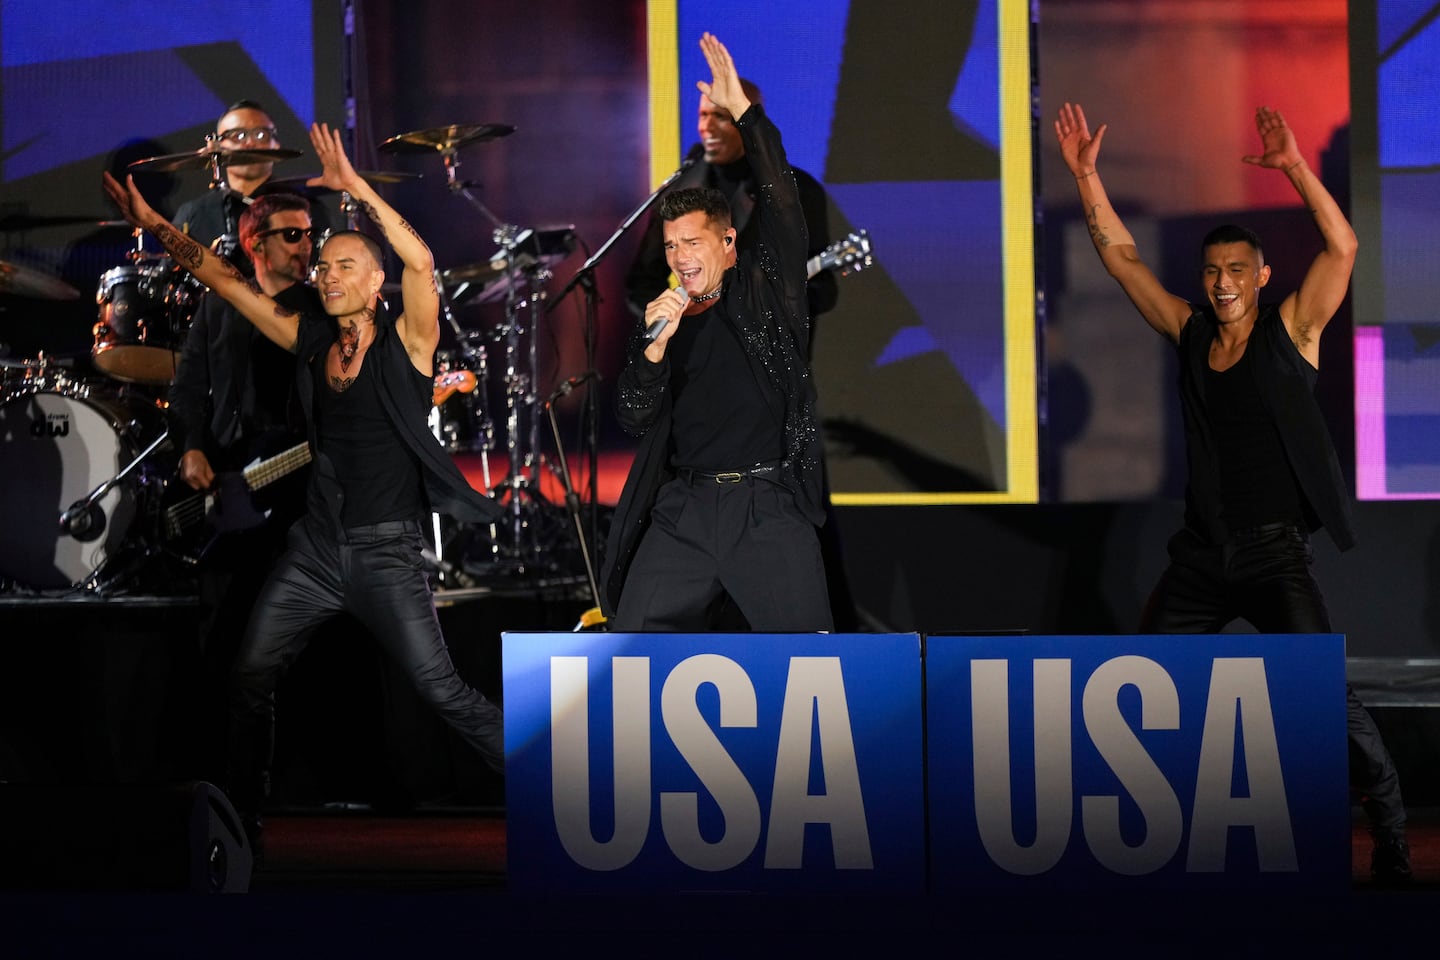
<box><xmin>693</xmin><ymin>287</ymin><xmax>722</xmax><ymax>303</ymax></box>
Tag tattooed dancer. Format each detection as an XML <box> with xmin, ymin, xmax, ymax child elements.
<box><xmin>1055</xmin><ymin>101</ymin><xmax>1411</xmax><ymax>884</ymax></box>
<box><xmin>104</xmin><ymin>123</ymin><xmax>505</xmax><ymax>858</ymax></box>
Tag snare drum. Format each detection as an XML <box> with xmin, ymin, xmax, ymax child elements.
<box><xmin>93</xmin><ymin>260</ymin><xmax>200</xmax><ymax>385</ymax></box>
<box><xmin>0</xmin><ymin>387</ymin><xmax>161</xmax><ymax>589</ymax></box>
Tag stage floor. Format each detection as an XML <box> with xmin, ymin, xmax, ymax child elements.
<box><xmin>248</xmin><ymin>808</ymin><xmax>1440</xmax><ymax>893</ymax></box>
<box><xmin>6</xmin><ymin>809</ymin><xmax>1438</xmax><ymax>955</ymax></box>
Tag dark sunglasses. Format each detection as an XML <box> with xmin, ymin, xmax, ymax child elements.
<box><xmin>254</xmin><ymin>227</ymin><xmax>313</xmax><ymax>244</ymax></box>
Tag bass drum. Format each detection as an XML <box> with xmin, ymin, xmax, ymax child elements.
<box><xmin>0</xmin><ymin>388</ymin><xmax>160</xmax><ymax>590</ymax></box>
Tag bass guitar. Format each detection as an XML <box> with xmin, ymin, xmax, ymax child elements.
<box><xmin>163</xmin><ymin>441</ymin><xmax>312</xmax><ymax>561</ymax></box>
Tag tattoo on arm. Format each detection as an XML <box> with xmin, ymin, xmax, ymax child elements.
<box><xmin>149</xmin><ymin>222</ymin><xmax>205</xmax><ymax>271</ymax></box>
<box><xmin>272</xmin><ymin>303</ymin><xmax>300</xmax><ymax>351</ymax></box>
<box><xmin>357</xmin><ymin>199</ymin><xmax>389</xmax><ymax>241</ymax></box>
<box><xmin>243</xmin><ymin>277</ymin><xmax>263</xmax><ymax>298</ymax></box>
<box><xmin>1085</xmin><ymin>205</ymin><xmax>1111</xmax><ymax>249</ymax></box>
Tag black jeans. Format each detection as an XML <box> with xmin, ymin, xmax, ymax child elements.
<box><xmin>1141</xmin><ymin>523</ymin><xmax>1406</xmax><ymax>838</ymax></box>
<box><xmin>226</xmin><ymin>518</ymin><xmax>504</xmax><ymax>816</ymax></box>
<box><xmin>613</xmin><ymin>474</ymin><xmax>832</xmax><ymax>632</ymax></box>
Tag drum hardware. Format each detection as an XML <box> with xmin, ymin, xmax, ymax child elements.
<box><xmin>383</xmin><ymin>120</ymin><xmax>544</xmax><ymax>569</ymax></box>
<box><xmin>0</xmin><ymin>258</ymin><xmax>80</xmax><ymax>300</ymax></box>
<box><xmin>59</xmin><ymin>427</ymin><xmax>168</xmax><ymax>540</ymax></box>
<box><xmin>443</xmin><ymin>227</ymin><xmax>576</xmax><ymax>307</ymax></box>
<box><xmin>0</xmin><ymin>388</ymin><xmax>171</xmax><ymax>593</ymax></box>
<box><xmin>92</xmin><ymin>237</ymin><xmax>202</xmax><ymax>385</ymax></box>
<box><xmin>130</xmin><ymin>139</ymin><xmax>301</xmax><ymax>254</ymax></box>
<box><xmin>426</xmin><ymin>280</ymin><xmax>496</xmax><ymax>586</ymax></box>
<box><xmin>381</xmin><ymin>119</ymin><xmax>584</xmax><ymax>576</ymax></box>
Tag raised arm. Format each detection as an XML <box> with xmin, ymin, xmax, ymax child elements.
<box><xmin>1243</xmin><ymin>106</ymin><xmax>1357</xmax><ymax>365</ymax></box>
<box><xmin>101</xmin><ymin>172</ymin><xmax>300</xmax><ymax>351</ymax></box>
<box><xmin>696</xmin><ymin>33</ymin><xmax>751</xmax><ymax>134</ymax></box>
<box><xmin>308</xmin><ymin>123</ymin><xmax>439</xmax><ymax>365</ymax></box>
<box><xmin>1054</xmin><ymin>102</ymin><xmax>1192</xmax><ymax>343</ymax></box>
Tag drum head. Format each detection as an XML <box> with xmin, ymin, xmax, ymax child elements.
<box><xmin>0</xmin><ymin>391</ymin><xmax>137</xmax><ymax>589</ymax></box>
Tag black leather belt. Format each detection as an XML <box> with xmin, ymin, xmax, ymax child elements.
<box><xmin>676</xmin><ymin>461</ymin><xmax>785</xmax><ymax>484</ymax></box>
<box><xmin>1229</xmin><ymin>521</ymin><xmax>1304</xmax><ymax>543</ymax></box>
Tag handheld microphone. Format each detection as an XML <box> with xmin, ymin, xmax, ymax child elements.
<box><xmin>644</xmin><ymin>291</ymin><xmax>690</xmax><ymax>342</ymax></box>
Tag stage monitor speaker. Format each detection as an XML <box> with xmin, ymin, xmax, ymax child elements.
<box><xmin>0</xmin><ymin>780</ymin><xmax>252</xmax><ymax>893</ymax></box>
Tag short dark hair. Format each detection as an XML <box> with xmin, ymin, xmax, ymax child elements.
<box><xmin>658</xmin><ymin>187</ymin><xmax>732</xmax><ymax>230</ymax></box>
<box><xmin>1201</xmin><ymin>224</ymin><xmax>1265</xmax><ymax>259</ymax></box>
<box><xmin>224</xmin><ymin>99</ymin><xmax>268</xmax><ymax>115</ymax></box>
<box><xmin>239</xmin><ymin>192</ymin><xmax>312</xmax><ymax>253</ymax></box>
<box><xmin>320</xmin><ymin>229</ymin><xmax>385</xmax><ymax>271</ymax></box>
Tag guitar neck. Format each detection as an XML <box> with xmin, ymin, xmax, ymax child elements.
<box><xmin>243</xmin><ymin>442</ymin><xmax>313</xmax><ymax>492</ymax></box>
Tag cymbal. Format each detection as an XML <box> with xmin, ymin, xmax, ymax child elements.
<box><xmin>0</xmin><ymin>260</ymin><xmax>80</xmax><ymax>300</ymax></box>
<box><xmin>128</xmin><ymin>146</ymin><xmax>301</xmax><ymax>173</ymax></box>
<box><xmin>266</xmin><ymin>170</ymin><xmax>425</xmax><ymax>191</ymax></box>
<box><xmin>442</xmin><ymin>226</ymin><xmax>576</xmax><ymax>306</ymax></box>
<box><xmin>441</xmin><ymin>260</ymin><xmax>511</xmax><ymax>286</ymax></box>
<box><xmin>379</xmin><ymin>123</ymin><xmax>515</xmax><ymax>155</ymax></box>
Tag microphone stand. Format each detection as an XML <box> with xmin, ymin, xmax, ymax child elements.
<box><xmin>545</xmin><ymin>375</ymin><xmax>602</xmax><ymax>614</ymax></box>
<box><xmin>547</xmin><ymin>148</ymin><xmax>701</xmax><ymax>590</ymax></box>
<box><xmin>551</xmin><ymin>149</ymin><xmax>699</xmax><ymax>307</ymax></box>
<box><xmin>58</xmin><ymin>427</ymin><xmax>170</xmax><ymax>540</ymax></box>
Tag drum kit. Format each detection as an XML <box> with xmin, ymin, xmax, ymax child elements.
<box><xmin>1</xmin><ymin>122</ymin><xmax>591</xmax><ymax>599</ymax></box>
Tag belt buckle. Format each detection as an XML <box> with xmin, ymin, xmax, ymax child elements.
<box><xmin>714</xmin><ymin>472</ymin><xmax>743</xmax><ymax>484</ymax></box>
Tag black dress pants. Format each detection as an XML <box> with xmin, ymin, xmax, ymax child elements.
<box><xmin>1140</xmin><ymin>523</ymin><xmax>1406</xmax><ymax>839</ymax></box>
<box><xmin>613</xmin><ymin>474</ymin><xmax>833</xmax><ymax>633</ymax></box>
<box><xmin>226</xmin><ymin>518</ymin><xmax>504</xmax><ymax>816</ymax></box>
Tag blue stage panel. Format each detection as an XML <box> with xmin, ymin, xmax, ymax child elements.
<box><xmin>926</xmin><ymin>633</ymin><xmax>1351</xmax><ymax>894</ymax></box>
<box><xmin>503</xmin><ymin>631</ymin><xmax>925</xmax><ymax>894</ymax></box>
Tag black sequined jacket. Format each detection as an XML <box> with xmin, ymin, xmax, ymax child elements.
<box><xmin>599</xmin><ymin>103</ymin><xmax>825</xmax><ymax>616</ymax></box>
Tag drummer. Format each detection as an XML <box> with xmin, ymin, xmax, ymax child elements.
<box><xmin>172</xmin><ymin>100</ymin><xmax>333</xmax><ymax>264</ymax></box>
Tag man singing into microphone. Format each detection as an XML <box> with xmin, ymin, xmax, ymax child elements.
<box><xmin>600</xmin><ymin>33</ymin><xmax>831</xmax><ymax>632</ymax></box>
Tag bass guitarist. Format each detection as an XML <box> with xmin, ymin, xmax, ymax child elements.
<box><xmin>166</xmin><ymin>189</ymin><xmax>319</xmax><ymax>784</ymax></box>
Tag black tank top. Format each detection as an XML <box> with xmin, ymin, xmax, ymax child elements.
<box><xmin>313</xmin><ymin>352</ymin><xmax>425</xmax><ymax>527</ymax></box>
<box><xmin>1204</xmin><ymin>346</ymin><xmax>1304</xmax><ymax>530</ymax></box>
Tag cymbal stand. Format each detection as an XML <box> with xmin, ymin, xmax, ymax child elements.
<box><xmin>484</xmin><ymin>264</ymin><xmax>550</xmax><ymax>570</ymax></box>
<box><xmin>438</xmin><ymin>145</ymin><xmax>555</xmax><ymax>571</ymax></box>
<box><xmin>201</xmin><ymin>135</ymin><xmax>243</xmax><ymax>261</ymax></box>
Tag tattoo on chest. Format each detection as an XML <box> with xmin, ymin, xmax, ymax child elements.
<box><xmin>337</xmin><ymin>325</ymin><xmax>360</xmax><ymax>373</ymax></box>
<box><xmin>329</xmin><ymin>373</ymin><xmax>357</xmax><ymax>392</ymax></box>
